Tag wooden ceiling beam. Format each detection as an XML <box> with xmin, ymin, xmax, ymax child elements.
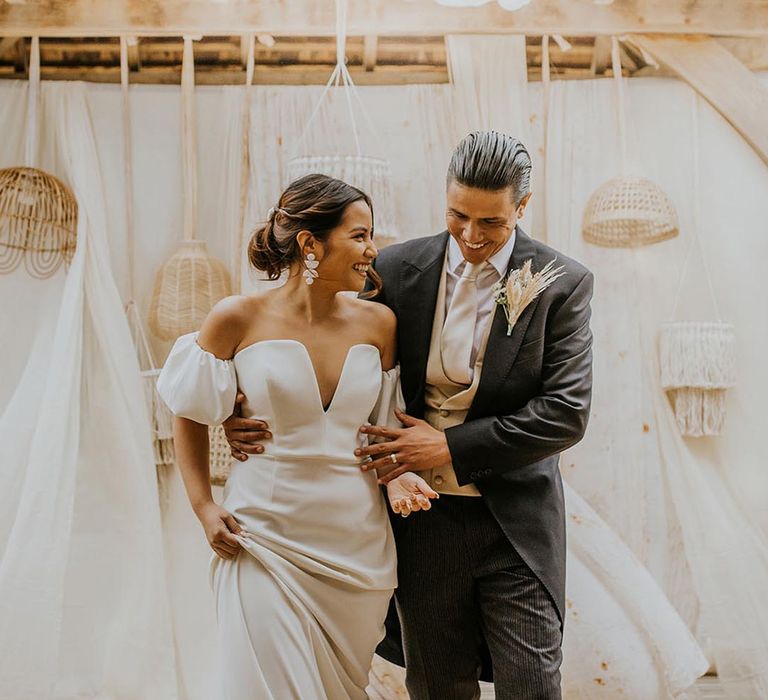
<box><xmin>630</xmin><ymin>34</ymin><xmax>768</xmax><ymax>167</ymax></box>
<box><xmin>1</xmin><ymin>0</ymin><xmax>767</xmax><ymax>38</ymax></box>
<box><xmin>1</xmin><ymin>64</ymin><xmax>448</xmax><ymax>86</ymax></box>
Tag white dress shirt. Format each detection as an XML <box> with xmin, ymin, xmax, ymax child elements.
<box><xmin>444</xmin><ymin>230</ymin><xmax>516</xmax><ymax>371</ymax></box>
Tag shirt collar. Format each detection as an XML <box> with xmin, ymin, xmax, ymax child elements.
<box><xmin>447</xmin><ymin>228</ymin><xmax>517</xmax><ymax>279</ymax></box>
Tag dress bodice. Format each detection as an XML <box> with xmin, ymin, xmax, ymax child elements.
<box><xmin>157</xmin><ymin>333</ymin><xmax>401</xmax><ymax>465</ymax></box>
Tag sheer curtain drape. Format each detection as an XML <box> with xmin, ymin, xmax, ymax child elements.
<box><xmin>545</xmin><ymin>76</ymin><xmax>768</xmax><ymax>699</ymax></box>
<box><xmin>0</xmin><ymin>83</ymin><xmax>177</xmax><ymax>699</ymax></box>
<box><xmin>1</xmin><ymin>69</ymin><xmax>767</xmax><ymax>698</ymax></box>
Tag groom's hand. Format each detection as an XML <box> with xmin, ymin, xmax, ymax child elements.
<box><xmin>222</xmin><ymin>392</ymin><xmax>271</xmax><ymax>462</ymax></box>
<box><xmin>355</xmin><ymin>409</ymin><xmax>451</xmax><ymax>484</ymax></box>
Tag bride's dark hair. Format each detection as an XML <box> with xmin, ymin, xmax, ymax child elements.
<box><xmin>248</xmin><ymin>173</ymin><xmax>382</xmax><ymax>298</ymax></box>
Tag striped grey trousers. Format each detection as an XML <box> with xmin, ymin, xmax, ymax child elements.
<box><xmin>393</xmin><ymin>495</ymin><xmax>563</xmax><ymax>700</ymax></box>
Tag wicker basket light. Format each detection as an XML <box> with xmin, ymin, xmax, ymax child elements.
<box><xmin>0</xmin><ymin>166</ymin><xmax>78</xmax><ymax>278</ymax></box>
<box><xmin>287</xmin><ymin>155</ymin><xmax>401</xmax><ymax>248</ymax></box>
<box><xmin>148</xmin><ymin>240</ymin><xmax>232</xmax><ymax>341</ymax></box>
<box><xmin>659</xmin><ymin>321</ymin><xmax>736</xmax><ymax>437</ymax></box>
<box><xmin>582</xmin><ymin>175</ymin><xmax>678</xmax><ymax>248</ymax></box>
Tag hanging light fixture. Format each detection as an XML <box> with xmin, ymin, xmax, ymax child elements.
<box><xmin>285</xmin><ymin>0</ymin><xmax>401</xmax><ymax>248</ymax></box>
<box><xmin>287</xmin><ymin>155</ymin><xmax>400</xmax><ymax>248</ymax></box>
<box><xmin>0</xmin><ymin>37</ymin><xmax>78</xmax><ymax>278</ymax></box>
<box><xmin>582</xmin><ymin>38</ymin><xmax>678</xmax><ymax>247</ymax></box>
<box><xmin>657</xmin><ymin>96</ymin><xmax>735</xmax><ymax>438</ymax></box>
<box><xmin>148</xmin><ymin>37</ymin><xmax>232</xmax><ymax>341</ymax></box>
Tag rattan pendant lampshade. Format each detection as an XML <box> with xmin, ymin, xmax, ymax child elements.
<box><xmin>0</xmin><ymin>167</ymin><xmax>78</xmax><ymax>277</ymax></box>
<box><xmin>582</xmin><ymin>175</ymin><xmax>678</xmax><ymax>247</ymax></box>
<box><xmin>582</xmin><ymin>39</ymin><xmax>678</xmax><ymax>248</ymax></box>
<box><xmin>0</xmin><ymin>40</ymin><xmax>79</xmax><ymax>278</ymax></box>
<box><xmin>149</xmin><ymin>240</ymin><xmax>231</xmax><ymax>340</ymax></box>
<box><xmin>148</xmin><ymin>37</ymin><xmax>231</xmax><ymax>341</ymax></box>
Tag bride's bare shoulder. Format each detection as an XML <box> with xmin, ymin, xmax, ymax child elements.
<box><xmin>345</xmin><ymin>297</ymin><xmax>397</xmax><ymax>367</ymax></box>
<box><xmin>197</xmin><ymin>294</ymin><xmax>265</xmax><ymax>358</ymax></box>
<box><xmin>346</xmin><ymin>296</ymin><xmax>396</xmax><ymax>330</ymax></box>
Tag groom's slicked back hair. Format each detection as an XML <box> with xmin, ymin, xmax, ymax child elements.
<box><xmin>447</xmin><ymin>130</ymin><xmax>532</xmax><ymax>206</ymax></box>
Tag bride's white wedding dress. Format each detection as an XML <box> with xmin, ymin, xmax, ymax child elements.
<box><xmin>159</xmin><ymin>331</ymin><xmax>707</xmax><ymax>700</ymax></box>
<box><xmin>158</xmin><ymin>333</ymin><xmax>399</xmax><ymax>700</ymax></box>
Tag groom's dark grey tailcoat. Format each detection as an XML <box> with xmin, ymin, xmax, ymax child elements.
<box><xmin>372</xmin><ymin>228</ymin><xmax>594</xmax><ymax>681</ymax></box>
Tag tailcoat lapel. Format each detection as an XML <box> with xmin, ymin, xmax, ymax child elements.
<box><xmin>397</xmin><ymin>232</ymin><xmax>449</xmax><ymax>412</ymax></box>
<box><xmin>469</xmin><ymin>228</ymin><xmax>543</xmax><ymax>419</ymax></box>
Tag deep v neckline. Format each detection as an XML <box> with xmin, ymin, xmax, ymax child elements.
<box><xmin>234</xmin><ymin>339</ymin><xmax>378</xmax><ymax>415</ymax></box>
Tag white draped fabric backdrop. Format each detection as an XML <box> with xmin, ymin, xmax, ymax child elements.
<box><xmin>1</xmin><ymin>35</ymin><xmax>767</xmax><ymax>699</ymax></box>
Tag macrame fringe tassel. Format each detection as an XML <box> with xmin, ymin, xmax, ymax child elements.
<box><xmin>209</xmin><ymin>425</ymin><xmax>232</xmax><ymax>486</ymax></box>
<box><xmin>143</xmin><ymin>370</ymin><xmax>177</xmax><ymax>467</ymax></box>
<box><xmin>659</xmin><ymin>321</ymin><xmax>736</xmax><ymax>437</ymax></box>
<box><xmin>667</xmin><ymin>387</ymin><xmax>728</xmax><ymax>438</ymax></box>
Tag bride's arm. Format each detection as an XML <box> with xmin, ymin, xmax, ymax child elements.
<box><xmin>170</xmin><ymin>297</ymin><xmax>250</xmax><ymax>558</ymax></box>
<box><xmin>365</xmin><ymin>303</ymin><xmax>439</xmax><ymax>516</ymax></box>
<box><xmin>173</xmin><ymin>416</ymin><xmax>244</xmax><ymax>559</ymax></box>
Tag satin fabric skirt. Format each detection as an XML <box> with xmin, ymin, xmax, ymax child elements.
<box><xmin>210</xmin><ymin>453</ymin><xmax>397</xmax><ymax>700</ymax></box>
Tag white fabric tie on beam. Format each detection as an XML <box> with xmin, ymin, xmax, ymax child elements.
<box><xmin>445</xmin><ymin>34</ymin><xmax>535</xmax><ymax>233</ymax></box>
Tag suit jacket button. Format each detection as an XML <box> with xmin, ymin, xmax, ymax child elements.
<box><xmin>433</xmin><ymin>475</ymin><xmax>444</xmax><ymax>486</ymax></box>
<box><xmin>439</xmin><ymin>409</ymin><xmax>450</xmax><ymax>417</ymax></box>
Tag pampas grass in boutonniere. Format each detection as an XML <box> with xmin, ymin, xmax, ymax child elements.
<box><xmin>493</xmin><ymin>259</ymin><xmax>566</xmax><ymax>336</ymax></box>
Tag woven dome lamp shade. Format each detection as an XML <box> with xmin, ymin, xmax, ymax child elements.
<box><xmin>287</xmin><ymin>155</ymin><xmax>401</xmax><ymax>249</ymax></box>
<box><xmin>581</xmin><ymin>40</ymin><xmax>679</xmax><ymax>249</ymax></box>
<box><xmin>0</xmin><ymin>166</ymin><xmax>78</xmax><ymax>278</ymax></box>
<box><xmin>659</xmin><ymin>321</ymin><xmax>736</xmax><ymax>437</ymax></box>
<box><xmin>148</xmin><ymin>240</ymin><xmax>231</xmax><ymax>341</ymax></box>
<box><xmin>582</xmin><ymin>175</ymin><xmax>679</xmax><ymax>248</ymax></box>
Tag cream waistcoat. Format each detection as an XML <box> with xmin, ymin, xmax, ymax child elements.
<box><xmin>423</xmin><ymin>253</ymin><xmax>497</xmax><ymax>496</ymax></box>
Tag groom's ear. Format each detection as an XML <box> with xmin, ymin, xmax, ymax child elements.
<box><xmin>515</xmin><ymin>192</ymin><xmax>533</xmax><ymax>219</ymax></box>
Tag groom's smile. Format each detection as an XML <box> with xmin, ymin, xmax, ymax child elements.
<box><xmin>445</xmin><ymin>181</ymin><xmax>531</xmax><ymax>265</ymax></box>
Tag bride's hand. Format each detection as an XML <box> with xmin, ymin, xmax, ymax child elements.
<box><xmin>386</xmin><ymin>472</ymin><xmax>439</xmax><ymax>517</ymax></box>
<box><xmin>195</xmin><ymin>502</ymin><xmax>246</xmax><ymax>560</ymax></box>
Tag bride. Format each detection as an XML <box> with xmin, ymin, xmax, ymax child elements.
<box><xmin>157</xmin><ymin>173</ymin><xmax>437</xmax><ymax>700</ymax></box>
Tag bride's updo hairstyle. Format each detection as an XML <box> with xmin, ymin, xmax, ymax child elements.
<box><xmin>248</xmin><ymin>173</ymin><xmax>382</xmax><ymax>298</ymax></box>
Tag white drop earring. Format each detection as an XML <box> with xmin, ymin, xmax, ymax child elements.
<box><xmin>303</xmin><ymin>252</ymin><xmax>319</xmax><ymax>285</ymax></box>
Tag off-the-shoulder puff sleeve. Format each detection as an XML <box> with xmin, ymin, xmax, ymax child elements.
<box><xmin>368</xmin><ymin>366</ymin><xmax>405</xmax><ymax>431</ymax></box>
<box><xmin>156</xmin><ymin>332</ymin><xmax>237</xmax><ymax>426</ymax></box>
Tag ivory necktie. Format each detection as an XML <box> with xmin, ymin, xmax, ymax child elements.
<box><xmin>441</xmin><ymin>261</ymin><xmax>486</xmax><ymax>385</ymax></box>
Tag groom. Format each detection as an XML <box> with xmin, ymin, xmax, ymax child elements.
<box><xmin>225</xmin><ymin>131</ymin><xmax>593</xmax><ymax>698</ymax></box>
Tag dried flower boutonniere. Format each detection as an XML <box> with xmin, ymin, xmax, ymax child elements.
<box><xmin>492</xmin><ymin>259</ymin><xmax>566</xmax><ymax>336</ymax></box>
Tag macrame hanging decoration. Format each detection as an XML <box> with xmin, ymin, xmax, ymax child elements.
<box><xmin>149</xmin><ymin>37</ymin><xmax>232</xmax><ymax>341</ymax></box>
<box><xmin>127</xmin><ymin>302</ymin><xmax>176</xmax><ymax>469</ymax></box>
<box><xmin>659</xmin><ymin>322</ymin><xmax>736</xmax><ymax>437</ymax></box>
<box><xmin>658</xmin><ymin>96</ymin><xmax>735</xmax><ymax>437</ymax></box>
<box><xmin>0</xmin><ymin>37</ymin><xmax>78</xmax><ymax>278</ymax></box>
<box><xmin>287</xmin><ymin>155</ymin><xmax>400</xmax><ymax>248</ymax></box>
<box><xmin>582</xmin><ymin>38</ymin><xmax>678</xmax><ymax>248</ymax></box>
<box><xmin>285</xmin><ymin>0</ymin><xmax>401</xmax><ymax>249</ymax></box>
